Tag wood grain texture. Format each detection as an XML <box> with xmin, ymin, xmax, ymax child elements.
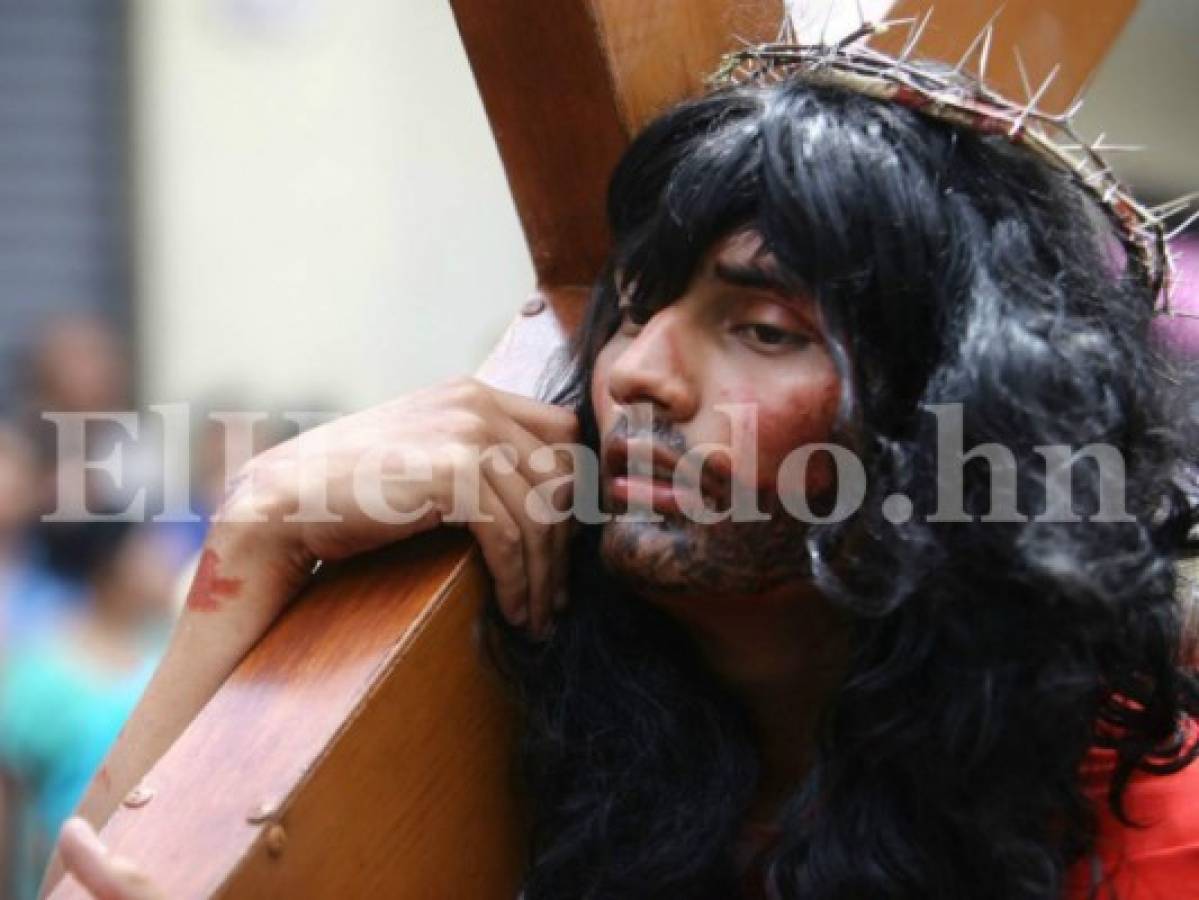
<box><xmin>592</xmin><ymin>0</ymin><xmax>780</xmax><ymax>134</ymax></box>
<box><xmin>450</xmin><ymin>0</ymin><xmax>777</xmax><ymax>290</ymax></box>
<box><xmin>449</xmin><ymin>0</ymin><xmax>629</xmax><ymax>288</ymax></box>
<box><xmin>874</xmin><ymin>0</ymin><xmax>1138</xmax><ymax>114</ymax></box>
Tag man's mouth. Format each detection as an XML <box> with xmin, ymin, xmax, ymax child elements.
<box><xmin>602</xmin><ymin>438</ymin><xmax>712</xmax><ymax>516</ymax></box>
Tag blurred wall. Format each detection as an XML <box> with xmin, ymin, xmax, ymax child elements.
<box><xmin>0</xmin><ymin>1</ymin><xmax>129</xmax><ymax>413</ymax></box>
<box><xmin>133</xmin><ymin>0</ymin><xmax>535</xmax><ymax>411</ymax></box>
<box><xmin>1074</xmin><ymin>0</ymin><xmax>1198</xmax><ymax>199</ymax></box>
<box><xmin>131</xmin><ymin>0</ymin><xmax>1198</xmax><ymax>415</ymax></box>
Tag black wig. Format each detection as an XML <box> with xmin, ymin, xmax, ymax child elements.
<box><xmin>488</xmin><ymin>79</ymin><xmax>1199</xmax><ymax>900</ymax></box>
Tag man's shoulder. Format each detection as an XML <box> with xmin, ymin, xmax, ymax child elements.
<box><xmin>1067</xmin><ymin>731</ymin><xmax>1199</xmax><ymax>898</ymax></box>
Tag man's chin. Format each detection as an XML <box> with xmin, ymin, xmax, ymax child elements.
<box><xmin>598</xmin><ymin>517</ymin><xmax>699</xmax><ymax>595</ymax></box>
<box><xmin>598</xmin><ymin>508</ymin><xmax>814</xmax><ymax>600</ymax></box>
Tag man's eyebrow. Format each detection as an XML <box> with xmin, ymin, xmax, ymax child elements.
<box><xmin>713</xmin><ymin>261</ymin><xmax>790</xmax><ymax>294</ymax></box>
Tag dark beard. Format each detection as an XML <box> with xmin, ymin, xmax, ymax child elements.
<box><xmin>599</xmin><ymin>492</ymin><xmax>814</xmax><ymax>597</ymax></box>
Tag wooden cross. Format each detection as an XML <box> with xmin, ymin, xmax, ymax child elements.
<box><xmin>48</xmin><ymin>2</ymin><xmax>1137</xmax><ymax>896</ymax></box>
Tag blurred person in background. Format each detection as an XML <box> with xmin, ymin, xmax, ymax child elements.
<box><xmin>0</xmin><ymin>423</ymin><xmax>77</xmax><ymax>649</ymax></box>
<box><xmin>0</xmin><ymin>524</ymin><xmax>176</xmax><ymax>900</ymax></box>
<box><xmin>21</xmin><ymin>315</ymin><xmax>157</xmax><ymax>588</ymax></box>
<box><xmin>26</xmin><ymin>315</ymin><xmax>129</xmax><ymax>420</ymax></box>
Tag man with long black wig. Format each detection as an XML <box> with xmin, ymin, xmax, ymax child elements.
<box><xmin>51</xmin><ymin>69</ymin><xmax>1199</xmax><ymax>900</ymax></box>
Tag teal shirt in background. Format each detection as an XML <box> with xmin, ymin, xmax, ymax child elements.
<box><xmin>0</xmin><ymin>634</ymin><xmax>160</xmax><ymax>899</ymax></box>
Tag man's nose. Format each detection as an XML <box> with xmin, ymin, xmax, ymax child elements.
<box><xmin>606</xmin><ymin>307</ymin><xmax>699</xmax><ymax>421</ymax></box>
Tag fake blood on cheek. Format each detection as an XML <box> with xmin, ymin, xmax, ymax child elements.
<box><xmin>719</xmin><ymin>378</ymin><xmax>841</xmax><ymax>494</ymax></box>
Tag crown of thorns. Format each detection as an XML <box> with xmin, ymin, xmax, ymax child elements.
<box><xmin>709</xmin><ymin>11</ymin><xmax>1197</xmax><ymax>315</ymax></box>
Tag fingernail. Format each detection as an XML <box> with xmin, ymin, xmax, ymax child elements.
<box><xmin>510</xmin><ymin>605</ymin><xmax>529</xmax><ymax>626</ymax></box>
<box><xmin>553</xmin><ymin>589</ymin><xmax>568</xmax><ymax>611</ymax></box>
<box><xmin>61</xmin><ymin>817</ymin><xmax>106</xmax><ymax>856</ymax></box>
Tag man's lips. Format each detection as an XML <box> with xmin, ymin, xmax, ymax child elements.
<box><xmin>602</xmin><ymin>438</ymin><xmax>726</xmax><ymax>514</ymax></box>
<box><xmin>603</xmin><ymin>438</ymin><xmax>691</xmax><ymax>485</ymax></box>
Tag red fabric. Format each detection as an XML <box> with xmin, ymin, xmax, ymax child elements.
<box><xmin>1064</xmin><ymin>730</ymin><xmax>1199</xmax><ymax>899</ymax></box>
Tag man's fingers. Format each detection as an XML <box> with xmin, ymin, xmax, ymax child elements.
<box><xmin>480</xmin><ymin>468</ymin><xmax>555</xmax><ymax>637</ymax></box>
<box><xmin>492</xmin><ymin>415</ymin><xmax>575</xmax><ymax>494</ymax></box>
<box><xmin>59</xmin><ymin>818</ymin><xmax>122</xmax><ymax>900</ymax></box>
<box><xmin>489</xmin><ymin>389</ymin><xmax>579</xmax><ymax>445</ymax></box>
<box><xmin>476</xmin><ymin>414</ymin><xmax>573</xmax><ymax>636</ymax></box>
<box><xmin>467</xmin><ymin>478</ymin><xmax>530</xmax><ymax>627</ymax></box>
<box><xmin>58</xmin><ymin>818</ymin><xmax>163</xmax><ymax>900</ymax></box>
<box><xmin>548</xmin><ymin>515</ymin><xmax>572</xmax><ymax>615</ymax></box>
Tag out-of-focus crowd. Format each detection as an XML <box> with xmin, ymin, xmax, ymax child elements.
<box><xmin>0</xmin><ymin>314</ymin><xmax>247</xmax><ymax>900</ymax></box>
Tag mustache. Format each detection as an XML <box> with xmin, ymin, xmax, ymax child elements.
<box><xmin>601</xmin><ymin>414</ymin><xmax>736</xmax><ymax>506</ymax></box>
<box><xmin>604</xmin><ymin>415</ymin><xmax>688</xmax><ymax>456</ymax></box>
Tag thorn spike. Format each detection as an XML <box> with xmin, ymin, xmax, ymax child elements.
<box><xmin>876</xmin><ymin>15</ymin><xmax>918</xmax><ymax>34</ymax></box>
<box><xmin>1013</xmin><ymin>47</ymin><xmax>1033</xmax><ymax>100</ymax></box>
<box><xmin>1032</xmin><ymin>63</ymin><xmax>1060</xmax><ymax>108</ymax></box>
<box><xmin>954</xmin><ymin>6</ymin><xmax>1004</xmax><ymax>77</ymax></box>
<box><xmin>899</xmin><ymin>7</ymin><xmax>935</xmax><ymax>63</ymax></box>
<box><xmin>777</xmin><ymin>0</ymin><xmax>796</xmax><ymax>44</ymax></box>
<box><xmin>1151</xmin><ymin>196</ymin><xmax>1199</xmax><ymax>220</ymax></box>
<box><xmin>1161</xmin><ymin>190</ymin><xmax>1199</xmax><ymax>212</ymax></box>
<box><xmin>978</xmin><ymin>22</ymin><xmax>995</xmax><ymax>82</ymax></box>
<box><xmin>1011</xmin><ymin>62</ymin><xmax>1059</xmax><ymax>134</ymax></box>
<box><xmin>820</xmin><ymin>0</ymin><xmax>835</xmax><ymax>46</ymax></box>
<box><xmin>954</xmin><ymin>23</ymin><xmax>988</xmax><ymax>73</ymax></box>
<box><xmin>1167</xmin><ymin>210</ymin><xmax>1199</xmax><ymax>241</ymax></box>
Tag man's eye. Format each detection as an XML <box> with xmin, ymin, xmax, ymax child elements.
<box><xmin>736</xmin><ymin>323</ymin><xmax>810</xmax><ymax>349</ymax></box>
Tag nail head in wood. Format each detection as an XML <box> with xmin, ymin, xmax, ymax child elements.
<box><xmin>123</xmin><ymin>785</ymin><xmax>155</xmax><ymax>809</ymax></box>
<box><xmin>246</xmin><ymin>798</ymin><xmax>282</xmax><ymax>825</ymax></box>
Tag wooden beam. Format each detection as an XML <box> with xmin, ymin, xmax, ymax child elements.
<box><xmin>48</xmin><ymin>2</ymin><xmax>1143</xmax><ymax>897</ymax></box>
<box><xmin>450</xmin><ymin>0</ymin><xmax>778</xmax><ymax>289</ymax></box>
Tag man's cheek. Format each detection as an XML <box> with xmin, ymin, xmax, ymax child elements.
<box><xmin>754</xmin><ymin>393</ymin><xmax>842</xmax><ymax>498</ymax></box>
<box><xmin>803</xmin><ymin>454</ymin><xmax>837</xmax><ymax>496</ymax></box>
<box><xmin>755</xmin><ymin>412</ymin><xmax>838</xmax><ymax>484</ymax></box>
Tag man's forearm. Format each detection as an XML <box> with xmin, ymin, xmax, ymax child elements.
<box><xmin>39</xmin><ymin>526</ymin><xmax>301</xmax><ymax>898</ymax></box>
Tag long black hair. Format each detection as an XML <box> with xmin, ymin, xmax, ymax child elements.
<box><xmin>487</xmin><ymin>78</ymin><xmax>1199</xmax><ymax>899</ymax></box>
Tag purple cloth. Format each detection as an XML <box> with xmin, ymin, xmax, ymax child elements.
<box><xmin>1153</xmin><ymin>237</ymin><xmax>1199</xmax><ymax>357</ymax></box>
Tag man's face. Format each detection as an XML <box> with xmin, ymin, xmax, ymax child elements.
<box><xmin>591</xmin><ymin>230</ymin><xmax>843</xmax><ymax>601</ymax></box>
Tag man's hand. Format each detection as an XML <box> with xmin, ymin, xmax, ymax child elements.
<box><xmin>39</xmin><ymin>379</ymin><xmax>579</xmax><ymax>899</ymax></box>
<box><xmin>213</xmin><ymin>377</ymin><xmax>579</xmax><ymax>637</ymax></box>
<box><xmin>56</xmin><ymin>818</ymin><xmax>164</xmax><ymax>900</ymax></box>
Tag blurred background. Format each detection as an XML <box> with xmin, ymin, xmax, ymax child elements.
<box><xmin>0</xmin><ymin>1</ymin><xmax>1195</xmax><ymax>897</ymax></box>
